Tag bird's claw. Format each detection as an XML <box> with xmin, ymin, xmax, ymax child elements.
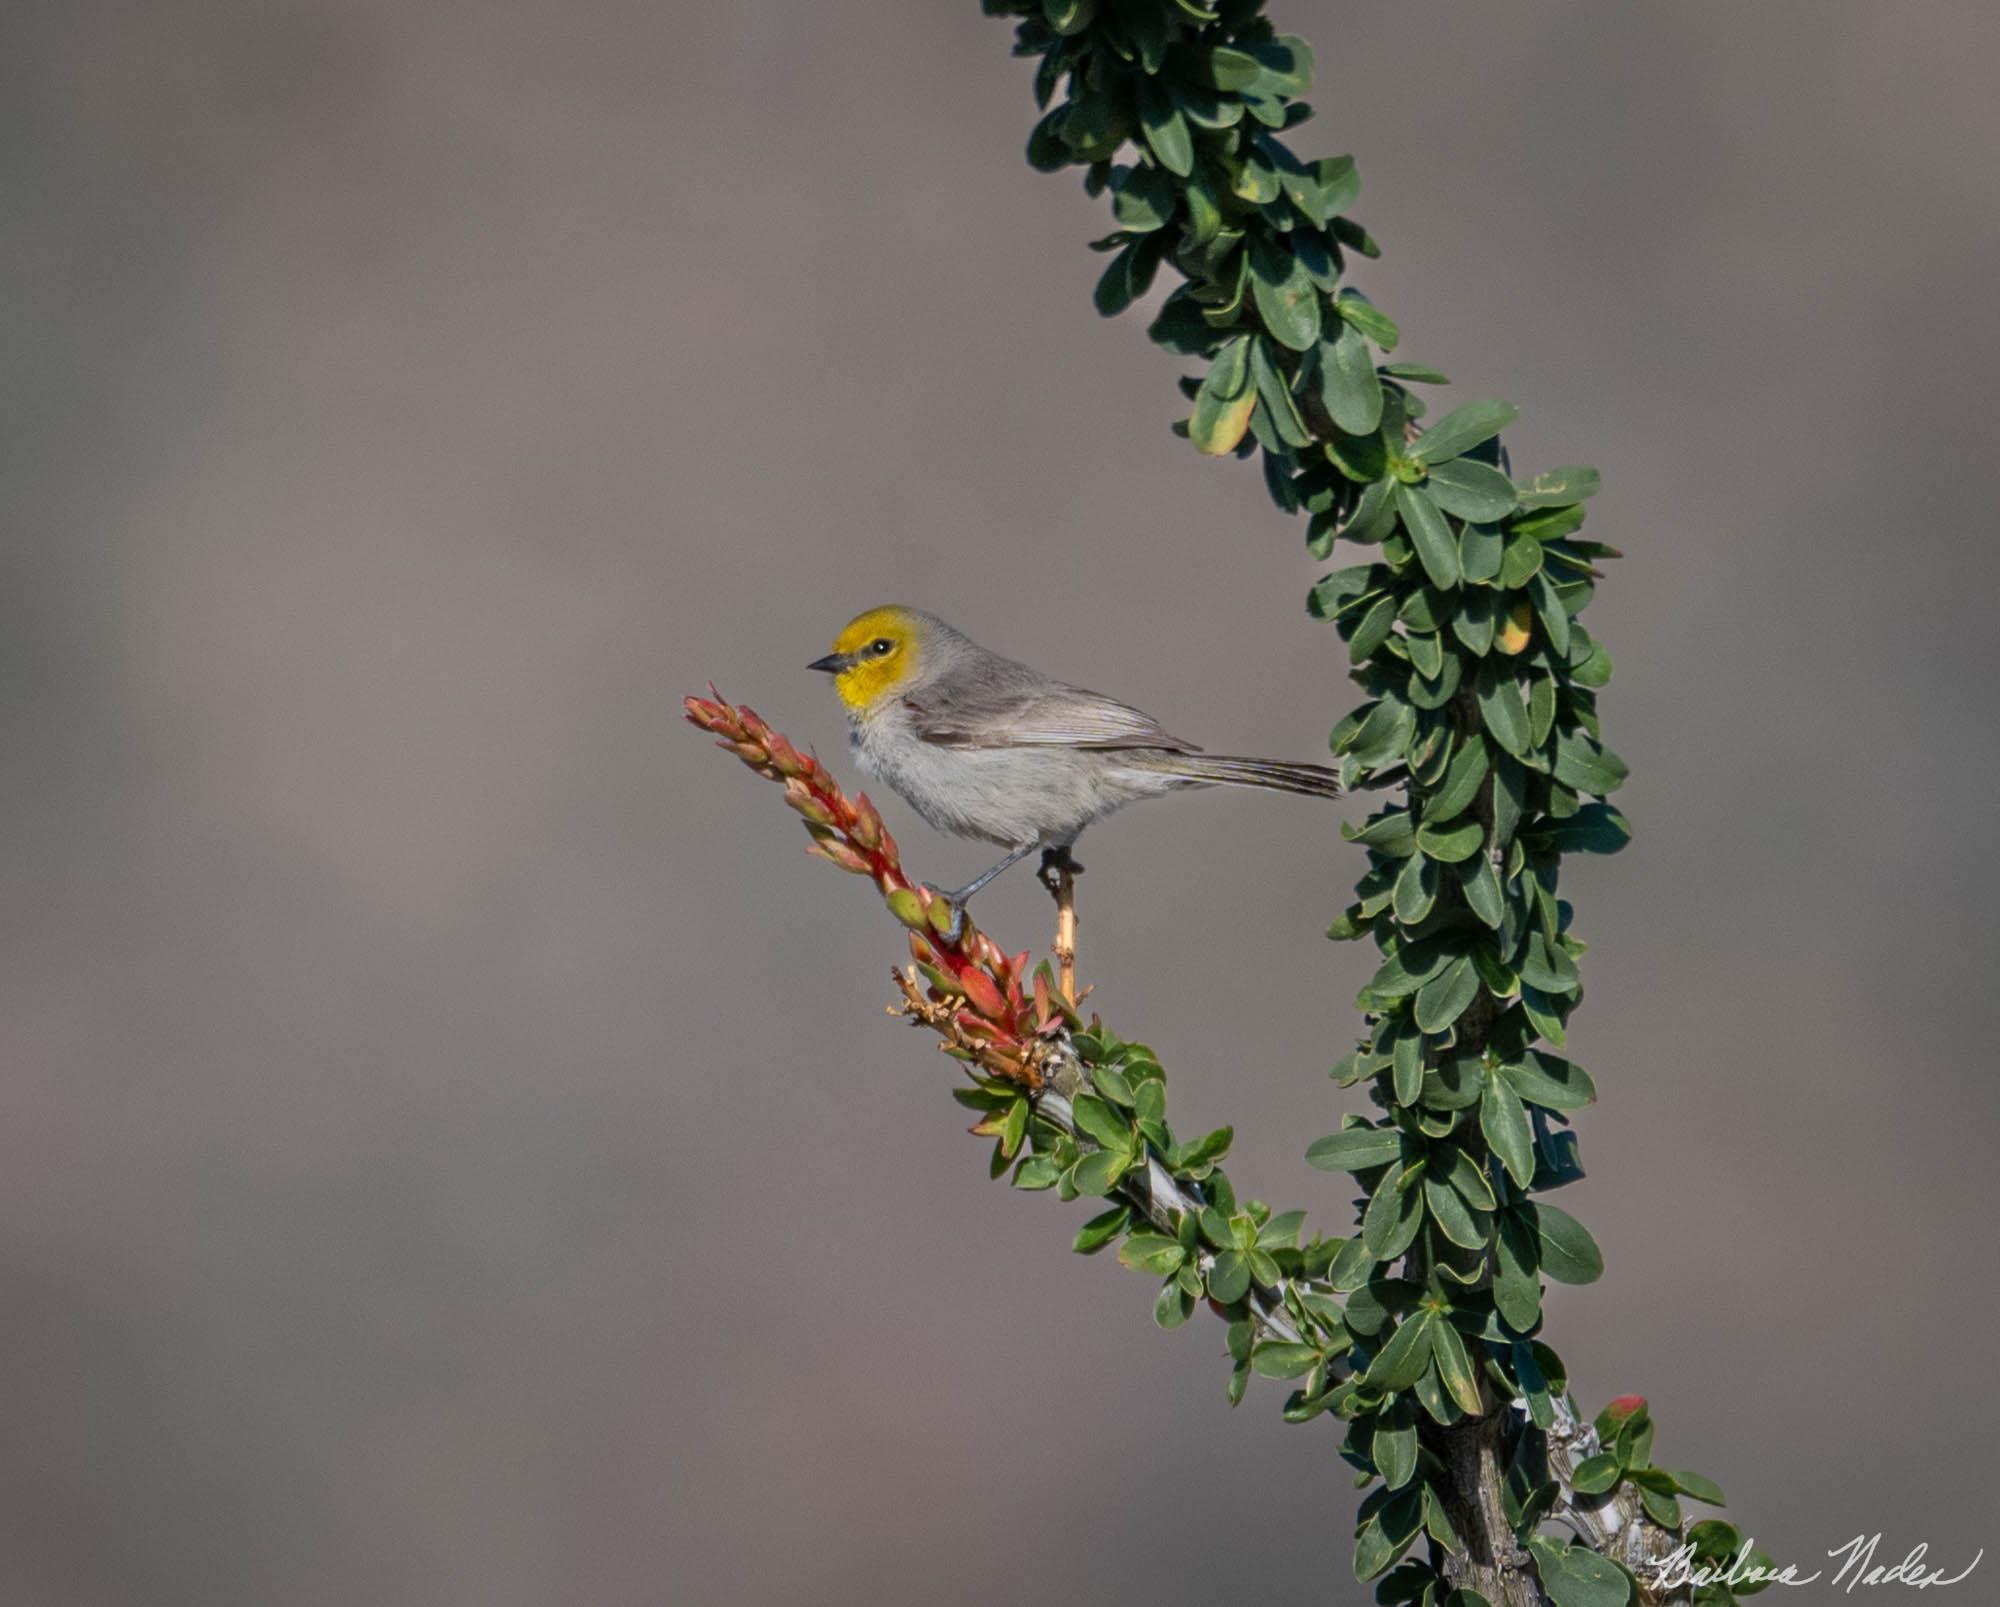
<box><xmin>1036</xmin><ymin>847</ymin><xmax>1084</xmax><ymax>900</ymax></box>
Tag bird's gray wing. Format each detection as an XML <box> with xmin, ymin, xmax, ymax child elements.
<box><xmin>905</xmin><ymin>681</ymin><xmax>1202</xmax><ymax>752</ymax></box>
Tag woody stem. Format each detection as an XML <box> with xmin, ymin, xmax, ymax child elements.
<box><xmin>1055</xmin><ymin>863</ymin><xmax>1078</xmax><ymax>1003</ymax></box>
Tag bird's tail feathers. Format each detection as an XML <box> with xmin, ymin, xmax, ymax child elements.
<box><xmin>1136</xmin><ymin>753</ymin><xmax>1342</xmax><ymax>799</ymax></box>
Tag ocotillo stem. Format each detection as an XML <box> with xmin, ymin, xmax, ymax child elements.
<box><xmin>1054</xmin><ymin>861</ymin><xmax>1077</xmax><ymax>1003</ymax></box>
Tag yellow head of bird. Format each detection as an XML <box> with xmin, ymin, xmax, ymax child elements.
<box><xmin>809</xmin><ymin>606</ymin><xmax>922</xmax><ymax>711</ymax></box>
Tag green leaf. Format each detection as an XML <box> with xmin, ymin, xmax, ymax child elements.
<box><xmin>1391</xmin><ymin>1018</ymin><xmax>1423</xmax><ymax>1106</ymax></box>
<box><xmin>1423</xmin><ymin>736</ymin><xmax>1490</xmax><ymax>823</ymax></box>
<box><xmin>1111</xmin><ymin>163</ymin><xmax>1177</xmax><ymax>232</ymax></box>
<box><xmin>1189</xmin><ymin>335</ymin><xmax>1257</xmax><ymax>455</ymax></box>
<box><xmin>1324</xmin><ymin>325</ymin><xmax>1384</xmax><ymax>434</ymax></box>
<box><xmin>1092</xmin><ymin>239</ymin><xmax>1158</xmax><ymax>318</ymax></box>
<box><xmin>1493</xmin><ymin>1210</ymin><xmax>1541</xmax><ymax>1332</ymax></box>
<box><xmin>1543</xmin><ymin>802</ymin><xmax>1632</xmax><ymax>854</ymax></box>
<box><xmin>1570</xmin><ymin>1452</ymin><xmax>1622</xmax><ymax>1495</ymax></box>
<box><xmin>1291</xmin><ymin>227</ymin><xmax>1339</xmax><ymax>294</ymax></box>
<box><xmin>1426</xmin><ymin>457</ymin><xmax>1518</xmax><ymax>522</ymax></box>
<box><xmin>1570</xmin><ymin>635</ymin><xmax>1614</xmax><ymax>689</ymax></box>
<box><xmin>1352</xmin><ymin>1513</ymin><xmax>1400</xmax><ymax>1583</ymax></box>
<box><xmin>1481</xmin><ymin>1069</ymin><xmax>1536</xmax><ymax>1189</ymax></box>
<box><xmin>1529</xmin><ymin>1538</ymin><xmax>1633</xmax><ymax>1607</ymax></box>
<box><xmin>1041</xmin><ymin>0</ymin><xmax>1097</xmax><ymax>36</ymax></box>
<box><xmin>1459</xmin><ymin>524</ymin><xmax>1504</xmax><ymax>589</ymax></box>
<box><xmin>1199</xmin><ymin>45</ymin><xmax>1265</xmax><ymax>92</ymax></box>
<box><xmin>1069</xmin><ymin>1148</ymin><xmax>1129</xmax><ymax>1196</ymax></box>
<box><xmin>1499</xmin><ymin>532</ymin><xmax>1544</xmax><ymax>591</ymax></box>
<box><xmin>1529</xmin><ymin>673</ymin><xmax>1557</xmax><ymax>749</ymax></box>
<box><xmin>1519</xmin><ymin>933</ymin><xmax>1579</xmax><ymax>996</ymax></box>
<box><xmin>1153</xmin><ymin>1279</ymin><xmax>1196</xmax><ymax>1328</ymax></box>
<box><xmin>1501</xmin><ymin>1052</ymin><xmax>1597</xmax><ymax>1111</ymax></box>
<box><xmin>1264</xmin><ymin>141</ymin><xmax>1327</xmax><ymax>227</ymax></box>
<box><xmin>1344</xmin><ymin>803</ymin><xmax>1415</xmax><ymax>857</ymax></box>
<box><xmin>1393</xmin><ymin>851</ymin><xmax>1438</xmax><ymax>925</ymax></box>
<box><xmin>1203</xmin><ymin>333</ymin><xmax>1253</xmax><ymax>398</ymax></box>
<box><xmin>1091</xmin><ymin>1062</ymin><xmax>1136</xmax><ymax>1107</ymax></box>
<box><xmin>1118</xmin><ymin>1232</ymin><xmax>1186</xmax><ymax>1273</ymax></box>
<box><xmin>1230</xmin><ymin>146</ymin><xmax>1281</xmax><ymax>203</ymax></box>
<box><xmin>1411</xmin><ymin>1360</ymin><xmax>1458</xmax><ymax>1425</ymax></box>
<box><xmin>1672</xmin><ymin>1469</ymin><xmax>1728</xmax><ymax>1505</ymax></box>
<box><xmin>1520</xmin><ymin>983</ymin><xmax>1567</xmax><ymax>1049</ymax></box>
<box><xmin>1414</xmin><ymin>400</ymin><xmax>1518</xmax><ymax>465</ymax></box>
<box><xmin>1307</xmin><ymin>1125</ymin><xmax>1405</xmax><ymax>1173</ymax></box>
<box><xmin>1345</xmin><ymin>697</ymin><xmax>1415</xmax><ymax>770</ymax></box>
<box><xmin>1248</xmin><ymin>34</ymin><xmax>1314</xmax><ymax>96</ymax></box>
<box><xmin>1252</xmin><ymin>1341</ymin><xmax>1323</xmax><ymax>1379</ymax></box>
<box><xmin>1416</xmin><ymin>817</ymin><xmax>1484</xmax><ymax>863</ymax></box>
<box><xmin>1530</xmin><ymin>570</ymin><xmax>1573</xmax><ymax>657</ymax></box>
<box><xmin>1012</xmin><ymin>1152</ymin><xmax>1061</xmax><ymax>1191</ymax></box>
<box><xmin>1071</xmin><ymin>1204</ymin><xmax>1131</xmax><ymax>1254</ymax></box>
<box><xmin>1207</xmin><ymin>1247</ymin><xmax>1251</xmax><ymax>1304</ymax></box>
<box><xmin>1457</xmin><ymin>856</ymin><xmax>1505</xmax><ymax>929</ymax></box>
<box><xmin>1525</xmin><ymin>1201</ymin><xmax>1604</xmax><ymax>1285</ymax></box>
<box><xmin>1362</xmin><ymin>1164</ymin><xmax>1424</xmax><ymax>1261</ymax></box>
<box><xmin>1069</xmin><ymin>1093</ymin><xmax>1132</xmax><ymax>1152</ymax></box>
<box><xmin>1331</xmin><ymin>428</ymin><xmax>1392</xmax><ymax>487</ymax></box>
<box><xmin>1249</xmin><ymin>236</ymin><xmax>1322</xmax><ymax>352</ymax></box>
<box><xmin>1424</xmin><ymin>1173</ymin><xmax>1487</xmax><ymax>1249</ymax></box>
<box><xmin>1374</xmin><ymin>1399</ymin><xmax>1419</xmax><ymax>1488</ymax></box>
<box><xmin>1347</xmin><ymin>592</ymin><xmax>1398</xmax><ymax>661</ymax></box>
<box><xmin>1638</xmin><ymin>1484</ymin><xmax>1683</xmax><ymax>1529</ymax></box>
<box><xmin>1329</xmin><ymin>1234</ymin><xmax>1375</xmax><ymax>1293</ymax></box>
<box><xmin>1134</xmin><ymin>78</ymin><xmax>1193</xmax><ymax>176</ymax></box>
<box><xmin>1415</xmin><ymin>955</ymin><xmax>1479</xmax><ymax>1033</ymax></box>
<box><xmin>1249</xmin><ymin>337</ymin><xmax>1313</xmax><ymax>448</ymax></box>
<box><xmin>1363</xmin><ymin>935</ymin><xmax>1453</xmax><ymax>998</ymax></box>
<box><xmin>1429</xmin><ymin>1313</ymin><xmax>1485</xmax><ymax>1414</ymax></box>
<box><xmin>1516</xmin><ymin>466</ymin><xmax>1601</xmax><ymax>508</ymax></box>
<box><xmin>1456</xmin><ymin>583</ymin><xmax>1504</xmax><ymax>651</ymax></box>
<box><xmin>1316</xmin><ymin>154</ymin><xmax>1360</xmax><ymax>215</ymax></box>
<box><xmin>1553</xmin><ymin>731</ymin><xmax>1630</xmax><ymax>796</ymax></box>
<box><xmin>1474</xmin><ymin>662</ymin><xmax>1533</xmax><ymax>759</ymax></box>
<box><xmin>1335</xmin><ymin>288</ymin><xmax>1399</xmax><ymax>350</ymax></box>
<box><xmin>1364</xmin><ymin>1310</ymin><xmax>1437</xmax><ymax>1391</ymax></box>
<box><xmin>1396</xmin><ymin>482</ymin><xmax>1462</xmax><ymax>589</ymax></box>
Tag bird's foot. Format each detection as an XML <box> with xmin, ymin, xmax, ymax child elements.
<box><xmin>1036</xmin><ymin>846</ymin><xmax>1084</xmax><ymax>901</ymax></box>
<box><xmin>918</xmin><ymin>884</ymin><xmax>969</xmax><ymax>944</ymax></box>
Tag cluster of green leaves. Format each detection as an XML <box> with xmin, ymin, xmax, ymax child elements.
<box><xmin>977</xmin><ymin>3</ymin><xmax>1741</xmax><ymax>1603</ymax></box>
<box><xmin>963</xmin><ymin>1020</ymin><xmax>1358</xmax><ymax>1396</ymax></box>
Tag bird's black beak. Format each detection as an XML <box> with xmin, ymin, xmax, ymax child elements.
<box><xmin>807</xmin><ymin>652</ymin><xmax>851</xmax><ymax>674</ymax></box>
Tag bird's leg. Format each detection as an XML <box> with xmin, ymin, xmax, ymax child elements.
<box><xmin>1038</xmin><ymin>846</ymin><xmax>1083</xmax><ymax>1002</ymax></box>
<box><xmin>923</xmin><ymin>842</ymin><xmax>1040</xmax><ymax>940</ymax></box>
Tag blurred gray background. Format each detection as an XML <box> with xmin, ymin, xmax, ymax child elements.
<box><xmin>4</xmin><ymin>2</ymin><xmax>1997</xmax><ymax>1603</ymax></box>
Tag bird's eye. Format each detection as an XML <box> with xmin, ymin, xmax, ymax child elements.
<box><xmin>871</xmin><ymin>638</ymin><xmax>894</xmax><ymax>655</ymax></box>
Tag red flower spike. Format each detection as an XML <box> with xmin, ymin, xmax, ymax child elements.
<box><xmin>685</xmin><ymin>690</ymin><xmax>1044</xmax><ymax>1088</ymax></box>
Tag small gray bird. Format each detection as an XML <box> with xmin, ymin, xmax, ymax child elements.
<box><xmin>808</xmin><ymin>605</ymin><xmax>1341</xmax><ymax>905</ymax></box>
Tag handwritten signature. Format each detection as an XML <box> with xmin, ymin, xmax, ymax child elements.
<box><xmin>1649</xmin><ymin>1534</ymin><xmax>1982</xmax><ymax>1593</ymax></box>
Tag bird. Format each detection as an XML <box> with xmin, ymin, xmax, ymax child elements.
<box><xmin>808</xmin><ymin>605</ymin><xmax>1341</xmax><ymax>909</ymax></box>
